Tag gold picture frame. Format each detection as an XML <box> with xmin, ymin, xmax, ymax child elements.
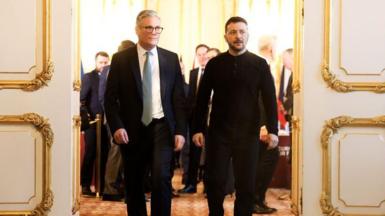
<box><xmin>320</xmin><ymin>115</ymin><xmax>385</xmax><ymax>216</ymax></box>
<box><xmin>0</xmin><ymin>113</ymin><xmax>53</xmax><ymax>215</ymax></box>
<box><xmin>322</xmin><ymin>0</ymin><xmax>385</xmax><ymax>93</ymax></box>
<box><xmin>0</xmin><ymin>0</ymin><xmax>53</xmax><ymax>91</ymax></box>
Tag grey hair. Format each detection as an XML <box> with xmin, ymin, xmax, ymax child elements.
<box><xmin>136</xmin><ymin>10</ymin><xmax>160</xmax><ymax>27</ymax></box>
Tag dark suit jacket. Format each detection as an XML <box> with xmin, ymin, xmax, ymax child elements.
<box><xmin>283</xmin><ymin>73</ymin><xmax>293</xmax><ymax>121</ymax></box>
<box><xmin>186</xmin><ymin>68</ymin><xmax>199</xmax><ymax>119</ymax></box>
<box><xmin>80</xmin><ymin>70</ymin><xmax>104</xmax><ymax>129</ymax></box>
<box><xmin>104</xmin><ymin>46</ymin><xmax>187</xmax><ymax>143</ymax></box>
<box><xmin>193</xmin><ymin>51</ymin><xmax>278</xmax><ymax>146</ymax></box>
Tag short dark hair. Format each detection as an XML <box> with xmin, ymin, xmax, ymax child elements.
<box><xmin>95</xmin><ymin>51</ymin><xmax>109</xmax><ymax>59</ymax></box>
<box><xmin>118</xmin><ymin>40</ymin><xmax>135</xmax><ymax>51</ymax></box>
<box><xmin>225</xmin><ymin>16</ymin><xmax>248</xmax><ymax>32</ymax></box>
<box><xmin>195</xmin><ymin>44</ymin><xmax>209</xmax><ymax>53</ymax></box>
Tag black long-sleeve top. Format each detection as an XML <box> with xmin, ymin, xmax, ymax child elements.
<box><xmin>192</xmin><ymin>51</ymin><xmax>278</xmax><ymax>145</ymax></box>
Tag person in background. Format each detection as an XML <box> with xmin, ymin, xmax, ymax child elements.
<box><xmin>80</xmin><ymin>51</ymin><xmax>110</xmax><ymax>196</ymax></box>
<box><xmin>178</xmin><ymin>44</ymin><xmax>209</xmax><ymax>194</ymax></box>
<box><xmin>102</xmin><ymin>40</ymin><xmax>136</xmax><ymax>201</ymax></box>
<box><xmin>253</xmin><ymin>123</ymin><xmax>279</xmax><ymax>214</ymax></box>
<box><xmin>258</xmin><ymin>35</ymin><xmax>279</xmax><ymax>88</ymax></box>
<box><xmin>192</xmin><ymin>17</ymin><xmax>278</xmax><ymax>216</ymax></box>
<box><xmin>278</xmin><ymin>48</ymin><xmax>293</xmax><ymax>124</ymax></box>
<box><xmin>104</xmin><ymin>10</ymin><xmax>186</xmax><ymax>216</ymax></box>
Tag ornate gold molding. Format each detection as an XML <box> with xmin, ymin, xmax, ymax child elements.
<box><xmin>321</xmin><ymin>115</ymin><xmax>385</xmax><ymax>216</ymax></box>
<box><xmin>291</xmin><ymin>203</ymin><xmax>300</xmax><ymax>216</ymax></box>
<box><xmin>323</xmin><ymin>0</ymin><xmax>385</xmax><ymax>93</ymax></box>
<box><xmin>290</xmin><ymin>0</ymin><xmax>304</xmax><ymax>214</ymax></box>
<box><xmin>0</xmin><ymin>0</ymin><xmax>53</xmax><ymax>91</ymax></box>
<box><xmin>73</xmin><ymin>80</ymin><xmax>81</xmax><ymax>92</ymax></box>
<box><xmin>0</xmin><ymin>113</ymin><xmax>53</xmax><ymax>215</ymax></box>
<box><xmin>72</xmin><ymin>115</ymin><xmax>81</xmax><ymax>214</ymax></box>
<box><xmin>291</xmin><ymin>115</ymin><xmax>302</xmax><ymax>216</ymax></box>
<box><xmin>72</xmin><ymin>0</ymin><xmax>81</xmax><ymax>92</ymax></box>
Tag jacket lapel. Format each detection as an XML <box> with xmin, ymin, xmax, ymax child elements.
<box><xmin>157</xmin><ymin>47</ymin><xmax>167</xmax><ymax>103</ymax></box>
<box><xmin>190</xmin><ymin>69</ymin><xmax>198</xmax><ymax>97</ymax></box>
<box><xmin>129</xmin><ymin>46</ymin><xmax>143</xmax><ymax>100</ymax></box>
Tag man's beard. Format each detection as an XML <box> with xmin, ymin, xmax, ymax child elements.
<box><xmin>228</xmin><ymin>42</ymin><xmax>245</xmax><ymax>52</ymax></box>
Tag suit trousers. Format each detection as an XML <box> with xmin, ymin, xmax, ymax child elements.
<box><xmin>120</xmin><ymin>119</ymin><xmax>173</xmax><ymax>216</ymax></box>
<box><xmin>180</xmin><ymin>129</ymin><xmax>190</xmax><ymax>184</ymax></box>
<box><xmin>186</xmin><ymin>127</ymin><xmax>202</xmax><ymax>187</ymax></box>
<box><xmin>81</xmin><ymin>124</ymin><xmax>109</xmax><ymax>192</ymax></box>
<box><xmin>255</xmin><ymin>142</ymin><xmax>279</xmax><ymax>204</ymax></box>
<box><xmin>206</xmin><ymin>136</ymin><xmax>259</xmax><ymax>216</ymax></box>
<box><xmin>103</xmin><ymin>138</ymin><xmax>123</xmax><ymax>195</ymax></box>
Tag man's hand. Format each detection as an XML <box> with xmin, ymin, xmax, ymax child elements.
<box><xmin>192</xmin><ymin>133</ymin><xmax>205</xmax><ymax>147</ymax></box>
<box><xmin>267</xmin><ymin>133</ymin><xmax>279</xmax><ymax>149</ymax></box>
<box><xmin>113</xmin><ymin>128</ymin><xmax>129</xmax><ymax>144</ymax></box>
<box><xmin>174</xmin><ymin>135</ymin><xmax>185</xmax><ymax>151</ymax></box>
<box><xmin>259</xmin><ymin>126</ymin><xmax>269</xmax><ymax>142</ymax></box>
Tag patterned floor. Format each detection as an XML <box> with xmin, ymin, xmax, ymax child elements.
<box><xmin>80</xmin><ymin>170</ymin><xmax>294</xmax><ymax>216</ymax></box>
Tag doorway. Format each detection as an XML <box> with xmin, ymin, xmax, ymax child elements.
<box><xmin>74</xmin><ymin>0</ymin><xmax>303</xmax><ymax>215</ymax></box>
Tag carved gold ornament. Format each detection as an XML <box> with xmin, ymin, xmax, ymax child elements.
<box><xmin>0</xmin><ymin>113</ymin><xmax>53</xmax><ymax>216</ymax></box>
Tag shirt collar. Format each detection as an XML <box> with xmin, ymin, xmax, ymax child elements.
<box><xmin>137</xmin><ymin>44</ymin><xmax>157</xmax><ymax>57</ymax></box>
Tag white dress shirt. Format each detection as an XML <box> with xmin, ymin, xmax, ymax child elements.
<box><xmin>137</xmin><ymin>44</ymin><xmax>164</xmax><ymax>119</ymax></box>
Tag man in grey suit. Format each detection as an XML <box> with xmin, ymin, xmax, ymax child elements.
<box><xmin>104</xmin><ymin>10</ymin><xmax>186</xmax><ymax>216</ymax></box>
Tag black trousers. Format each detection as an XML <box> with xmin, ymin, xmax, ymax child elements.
<box><xmin>186</xmin><ymin>127</ymin><xmax>202</xmax><ymax>187</ymax></box>
<box><xmin>255</xmin><ymin>142</ymin><xmax>279</xmax><ymax>204</ymax></box>
<box><xmin>206</xmin><ymin>136</ymin><xmax>259</xmax><ymax>216</ymax></box>
<box><xmin>81</xmin><ymin>124</ymin><xmax>109</xmax><ymax>192</ymax></box>
<box><xmin>120</xmin><ymin>119</ymin><xmax>173</xmax><ymax>216</ymax></box>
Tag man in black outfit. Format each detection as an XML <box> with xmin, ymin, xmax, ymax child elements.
<box><xmin>104</xmin><ymin>10</ymin><xmax>186</xmax><ymax>216</ymax></box>
<box><xmin>192</xmin><ymin>16</ymin><xmax>278</xmax><ymax>216</ymax></box>
<box><xmin>179</xmin><ymin>44</ymin><xmax>209</xmax><ymax>194</ymax></box>
<box><xmin>80</xmin><ymin>51</ymin><xmax>110</xmax><ymax>196</ymax></box>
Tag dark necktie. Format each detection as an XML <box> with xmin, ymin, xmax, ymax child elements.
<box><xmin>142</xmin><ymin>51</ymin><xmax>152</xmax><ymax>125</ymax></box>
<box><xmin>196</xmin><ymin>68</ymin><xmax>204</xmax><ymax>93</ymax></box>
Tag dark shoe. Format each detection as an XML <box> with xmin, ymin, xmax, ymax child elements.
<box><xmin>177</xmin><ymin>185</ymin><xmax>197</xmax><ymax>194</ymax></box>
<box><xmin>253</xmin><ymin>203</ymin><xmax>277</xmax><ymax>214</ymax></box>
<box><xmin>102</xmin><ymin>194</ymin><xmax>123</xmax><ymax>201</ymax></box>
<box><xmin>172</xmin><ymin>190</ymin><xmax>180</xmax><ymax>198</ymax></box>
<box><xmin>82</xmin><ymin>186</ymin><xmax>96</xmax><ymax>197</ymax></box>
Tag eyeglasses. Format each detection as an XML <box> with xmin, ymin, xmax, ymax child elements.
<box><xmin>141</xmin><ymin>26</ymin><xmax>164</xmax><ymax>33</ymax></box>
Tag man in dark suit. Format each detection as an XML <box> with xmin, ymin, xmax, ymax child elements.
<box><xmin>279</xmin><ymin>48</ymin><xmax>294</xmax><ymax>122</ymax></box>
<box><xmin>192</xmin><ymin>16</ymin><xmax>278</xmax><ymax>216</ymax></box>
<box><xmin>80</xmin><ymin>51</ymin><xmax>110</xmax><ymax>196</ymax></box>
<box><xmin>178</xmin><ymin>44</ymin><xmax>209</xmax><ymax>194</ymax></box>
<box><xmin>104</xmin><ymin>10</ymin><xmax>186</xmax><ymax>216</ymax></box>
<box><xmin>102</xmin><ymin>40</ymin><xmax>136</xmax><ymax>201</ymax></box>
